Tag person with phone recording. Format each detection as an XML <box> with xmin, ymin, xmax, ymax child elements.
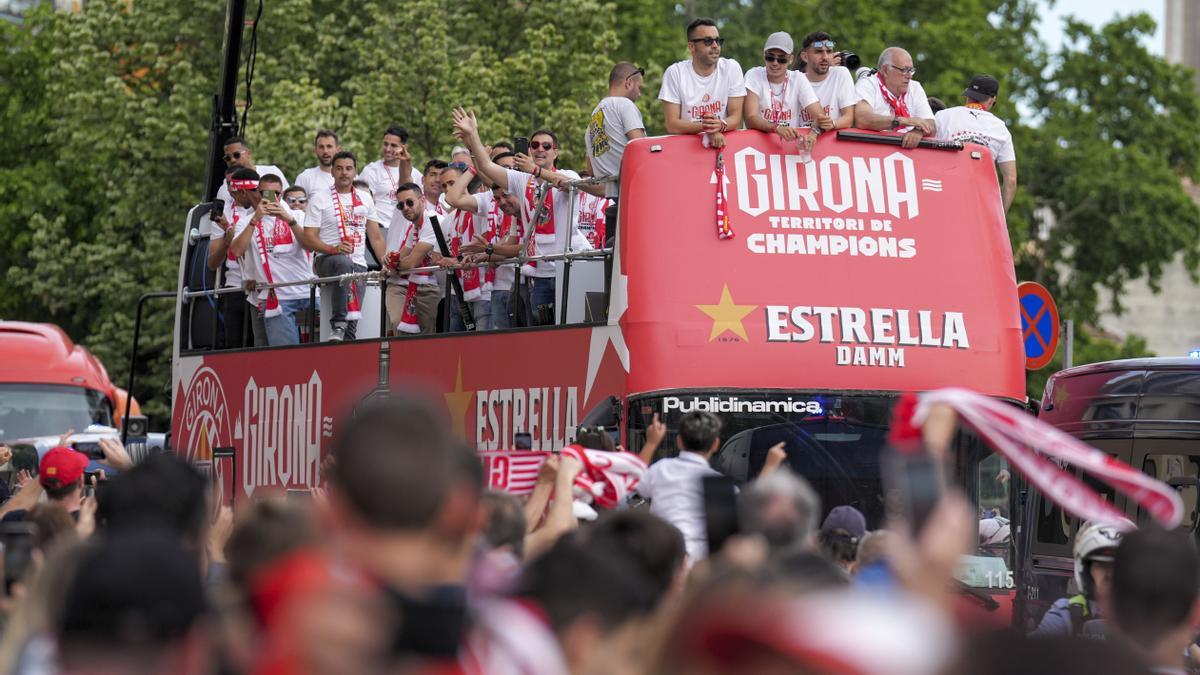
<box><xmin>227</xmin><ymin>172</ymin><xmax>316</xmax><ymax>346</ymax></box>
<box><xmin>0</xmin><ymin>435</ymin><xmax>131</xmax><ymax>524</ymax></box>
<box><xmin>634</xmin><ymin>411</ymin><xmax>788</xmax><ymax>565</ymax></box>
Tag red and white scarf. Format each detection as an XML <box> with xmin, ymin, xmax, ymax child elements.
<box><xmin>479</xmin><ymin>445</ymin><xmax>647</xmax><ymax>510</ymax></box>
<box><xmin>521</xmin><ymin>176</ymin><xmax>557</xmax><ymax>274</ymax></box>
<box><xmin>252</xmin><ymin>216</ymin><xmax>296</xmax><ymax>318</ymax></box>
<box><xmin>452</xmin><ymin>209</ymin><xmax>496</xmax><ymax>302</ymax></box>
<box><xmin>715</xmin><ymin>152</ymin><xmax>734</xmax><ymax>240</ymax></box>
<box><xmin>387</xmin><ymin>214</ymin><xmax>435</xmax><ymax>334</ymax></box>
<box><xmin>331</xmin><ymin>186</ymin><xmax>364</xmax><ymax>321</ymax></box>
<box><xmin>876</xmin><ymin>72</ymin><xmax>910</xmax><ymax>119</ymax></box>
<box><xmin>909</xmin><ymin>388</ymin><xmax>1183</xmax><ymax>529</ymax></box>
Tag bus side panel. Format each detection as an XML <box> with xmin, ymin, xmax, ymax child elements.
<box><xmin>619</xmin><ymin>131</ymin><xmax>1024</xmax><ymax>400</ymax></box>
<box><xmin>171</xmin><ymin>342</ymin><xmax>381</xmax><ymax>500</ymax></box>
<box><xmin>170</xmin><ymin>326</ymin><xmax>628</xmax><ymax>498</ymax></box>
<box><xmin>385</xmin><ymin>326</ymin><xmax>627</xmax><ymax>451</ymax></box>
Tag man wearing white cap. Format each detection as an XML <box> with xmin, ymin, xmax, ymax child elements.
<box><xmin>744</xmin><ymin>31</ymin><xmax>830</xmax><ymax>146</ymax></box>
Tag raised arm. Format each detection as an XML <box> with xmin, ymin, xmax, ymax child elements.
<box><xmin>444</xmin><ymin>165</ymin><xmax>481</xmax><ymax>213</ymax></box>
<box><xmin>452</xmin><ymin>107</ymin><xmax>508</xmax><ymax>189</ymax></box>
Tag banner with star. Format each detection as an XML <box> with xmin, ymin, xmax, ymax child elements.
<box><xmin>618</xmin><ymin>130</ymin><xmax>1024</xmax><ymax>401</ymax></box>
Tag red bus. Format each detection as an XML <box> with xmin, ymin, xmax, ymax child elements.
<box><xmin>170</xmin><ymin>129</ymin><xmax>1024</xmax><ymax>614</ymax></box>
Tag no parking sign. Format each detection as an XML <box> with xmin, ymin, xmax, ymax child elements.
<box><xmin>1017</xmin><ymin>282</ymin><xmax>1059</xmax><ymax>370</ymax></box>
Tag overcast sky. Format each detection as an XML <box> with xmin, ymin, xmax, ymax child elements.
<box><xmin>1040</xmin><ymin>0</ymin><xmax>1164</xmax><ymax>54</ymax></box>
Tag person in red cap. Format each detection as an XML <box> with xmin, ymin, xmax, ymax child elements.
<box><xmin>1</xmin><ymin>446</ymin><xmax>89</xmax><ymax>523</ymax></box>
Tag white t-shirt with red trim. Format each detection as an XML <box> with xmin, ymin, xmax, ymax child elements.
<box><xmin>801</xmin><ymin>67</ymin><xmax>857</xmax><ymax>125</ymax></box>
<box><xmin>659</xmin><ymin>58</ymin><xmax>747</xmax><ymax>123</ymax></box>
<box><xmin>233</xmin><ymin>205</ymin><xmax>315</xmax><ymax>302</ymax></box>
<box><xmin>505</xmin><ymin>168</ymin><xmax>580</xmax><ymax>279</ymax></box>
<box><xmin>303</xmin><ymin>187</ymin><xmax>374</xmax><ymax>269</ymax></box>
<box><xmin>383</xmin><ymin>210</ymin><xmax>438</xmax><ymax>287</ymax></box>
<box><xmin>361</xmin><ymin>160</ymin><xmax>424</xmax><ymax>228</ymax></box>
<box><xmin>744</xmin><ymin>67</ymin><xmax>819</xmax><ymax>128</ymax></box>
<box><xmin>854</xmin><ymin>76</ymin><xmax>934</xmax><ymax>126</ymax></box>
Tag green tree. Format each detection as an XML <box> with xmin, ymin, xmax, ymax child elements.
<box><xmin>1016</xmin><ymin>14</ymin><xmax>1200</xmax><ymax>325</ymax></box>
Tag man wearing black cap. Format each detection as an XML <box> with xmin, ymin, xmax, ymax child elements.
<box><xmin>935</xmin><ymin>74</ymin><xmax>1018</xmax><ymax>211</ymax></box>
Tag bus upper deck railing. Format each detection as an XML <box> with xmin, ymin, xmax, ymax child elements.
<box><xmin>181</xmin><ymin>247</ymin><xmax>613</xmax><ymax>300</ymax></box>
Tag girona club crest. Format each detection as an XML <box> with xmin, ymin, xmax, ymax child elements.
<box><xmin>180</xmin><ymin>366</ymin><xmax>233</xmax><ymax>465</ymax></box>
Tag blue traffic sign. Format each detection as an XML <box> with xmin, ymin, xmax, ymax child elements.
<box><xmin>1017</xmin><ymin>282</ymin><xmax>1059</xmax><ymax>370</ymax></box>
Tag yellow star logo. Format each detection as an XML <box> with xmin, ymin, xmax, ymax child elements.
<box><xmin>695</xmin><ymin>284</ymin><xmax>757</xmax><ymax>342</ymax></box>
<box><xmin>444</xmin><ymin>357</ymin><xmax>475</xmax><ymax>439</ymax></box>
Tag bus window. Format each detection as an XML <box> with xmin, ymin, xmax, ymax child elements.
<box><xmin>1140</xmin><ymin>453</ymin><xmax>1200</xmax><ymax>529</ymax></box>
<box><xmin>976</xmin><ymin>453</ymin><xmax>1010</xmax><ymax>520</ymax></box>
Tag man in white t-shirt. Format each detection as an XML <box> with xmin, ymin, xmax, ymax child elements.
<box><xmin>743</xmin><ymin>31</ymin><xmax>828</xmax><ymax>149</ymax></box>
<box><xmin>453</xmin><ymin>107</ymin><xmax>582</xmax><ymax>326</ymax></box>
<box><xmin>853</xmin><ymin>47</ymin><xmax>936</xmax><ymax>149</ymax></box>
<box><xmin>382</xmin><ymin>183</ymin><xmax>441</xmax><ymax>335</ymax></box>
<box><xmin>935</xmin><ymin>75</ymin><xmax>1018</xmax><ymax>211</ymax></box>
<box><xmin>293</xmin><ymin>129</ymin><xmax>340</xmax><ymax>199</ymax></box>
<box><xmin>301</xmin><ymin>151</ymin><xmax>375</xmax><ymax>342</ymax></box>
<box><xmin>363</xmin><ymin>125</ymin><xmax>422</xmax><ymax>265</ymax></box>
<box><xmin>210</xmin><ymin>138</ymin><xmax>288</xmax><ymax>348</ymax></box>
<box><xmin>228</xmin><ymin>174</ymin><xmax>316</xmax><ymax>346</ymax></box>
<box><xmin>659</xmin><ymin>17</ymin><xmax>746</xmax><ymax>149</ymax></box>
<box><xmin>586</xmin><ymin>61</ymin><xmax>647</xmax><ymax>199</ymax></box>
<box><xmin>798</xmin><ymin>31</ymin><xmax>857</xmax><ymax>130</ymax></box>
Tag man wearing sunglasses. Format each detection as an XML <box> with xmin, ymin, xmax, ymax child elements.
<box><xmin>744</xmin><ymin>32</ymin><xmax>827</xmax><ymax>146</ymax></box>
<box><xmin>586</xmin><ymin>61</ymin><xmax>647</xmax><ymax>201</ymax></box>
<box><xmin>853</xmin><ymin>47</ymin><xmax>936</xmax><ymax>149</ymax></box>
<box><xmin>798</xmin><ymin>31</ymin><xmax>857</xmax><ymax>131</ymax></box>
<box><xmin>382</xmin><ymin>184</ymin><xmax>442</xmax><ymax>335</ymax></box>
<box><xmin>659</xmin><ymin>17</ymin><xmax>746</xmax><ymax>149</ymax></box>
<box><xmin>211</xmin><ymin>139</ymin><xmax>288</xmax><ymax>348</ymax></box>
<box><xmin>934</xmin><ymin>75</ymin><xmax>1018</xmax><ymax>211</ymax></box>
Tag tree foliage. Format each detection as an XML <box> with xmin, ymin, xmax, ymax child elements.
<box><xmin>0</xmin><ymin>0</ymin><xmax>1197</xmax><ymax>423</ymax></box>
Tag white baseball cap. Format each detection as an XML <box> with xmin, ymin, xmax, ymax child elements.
<box><xmin>764</xmin><ymin>31</ymin><xmax>794</xmax><ymax>55</ymax></box>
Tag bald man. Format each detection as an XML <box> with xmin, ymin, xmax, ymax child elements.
<box><xmin>853</xmin><ymin>47</ymin><xmax>935</xmax><ymax>149</ymax></box>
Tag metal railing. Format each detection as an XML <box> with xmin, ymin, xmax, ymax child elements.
<box><xmin>181</xmin><ymin>246</ymin><xmax>613</xmax><ymax>350</ymax></box>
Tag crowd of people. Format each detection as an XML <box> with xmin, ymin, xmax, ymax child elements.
<box><xmin>0</xmin><ymin>396</ymin><xmax>1195</xmax><ymax>674</ymax></box>
<box><xmin>203</xmin><ymin>19</ymin><xmax>1019</xmax><ymax>349</ymax></box>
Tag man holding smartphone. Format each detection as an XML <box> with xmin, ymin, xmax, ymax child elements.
<box><xmin>228</xmin><ymin>172</ymin><xmax>316</xmax><ymax>346</ymax></box>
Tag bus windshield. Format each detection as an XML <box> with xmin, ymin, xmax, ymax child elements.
<box><xmin>628</xmin><ymin>391</ymin><xmax>894</xmax><ymax>528</ymax></box>
<box><xmin>0</xmin><ymin>383</ymin><xmax>112</xmax><ymax>442</ymax></box>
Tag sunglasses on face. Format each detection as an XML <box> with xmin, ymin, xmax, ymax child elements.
<box><xmin>690</xmin><ymin>37</ymin><xmax>725</xmax><ymax>47</ymax></box>
<box><xmin>627</xmin><ymin>67</ymin><xmax>645</xmax><ymax>81</ymax></box>
<box><xmin>223</xmin><ymin>150</ymin><xmax>244</xmax><ymax>162</ymax></box>
<box><xmin>764</xmin><ymin>54</ymin><xmax>789</xmax><ymax>64</ymax></box>
<box><xmin>399</xmin><ymin>198</ymin><xmax>420</xmax><ymax>208</ymax></box>
<box><xmin>529</xmin><ymin>141</ymin><xmax>556</xmax><ymax>151</ymax></box>
<box><xmin>808</xmin><ymin>40</ymin><xmax>836</xmax><ymax>50</ymax></box>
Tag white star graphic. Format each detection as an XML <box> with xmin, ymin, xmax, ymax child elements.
<box><xmin>585</xmin><ymin>241</ymin><xmax>630</xmax><ymax>402</ymax></box>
